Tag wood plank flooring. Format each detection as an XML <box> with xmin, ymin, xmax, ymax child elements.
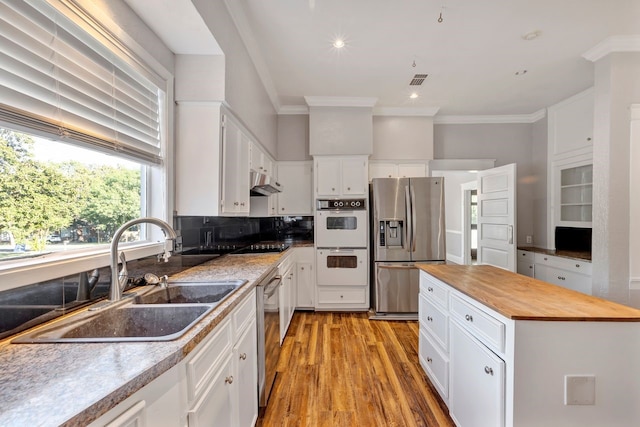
<box><xmin>258</xmin><ymin>311</ymin><xmax>455</xmax><ymax>427</ymax></box>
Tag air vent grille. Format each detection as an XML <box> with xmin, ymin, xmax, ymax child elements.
<box><xmin>410</xmin><ymin>74</ymin><xmax>428</xmax><ymax>86</ymax></box>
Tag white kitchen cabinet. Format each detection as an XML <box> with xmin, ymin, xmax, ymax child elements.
<box><xmin>249</xmin><ymin>141</ymin><xmax>275</xmax><ymax>176</ymax></box>
<box><xmin>278</xmin><ymin>252</ymin><xmax>296</xmax><ymax>342</ymax></box>
<box><xmin>234</xmin><ymin>320</ymin><xmax>258</xmax><ymax>427</ymax></box>
<box><xmin>187</xmin><ymin>353</ymin><xmax>235</xmax><ymax>427</ymax></box>
<box><xmin>315</xmin><ymin>156</ymin><xmax>368</xmax><ymax>197</ymax></box>
<box><xmin>176</xmin><ymin>102</ymin><xmax>252</xmax><ymax>216</ymax></box>
<box><xmin>554</xmin><ymin>159</ymin><xmax>593</xmax><ymax>228</ymax></box>
<box><xmin>534</xmin><ymin>253</ymin><xmax>591</xmax><ymax>295</ymax></box>
<box><xmin>449</xmin><ymin>320</ymin><xmax>505</xmax><ymax>427</ymax></box>
<box><xmin>547</xmin><ymin>88</ymin><xmax>594</xmax><ymax>161</ymax></box>
<box><xmin>369</xmin><ymin>161</ymin><xmax>428</xmax><ymax>180</ymax></box>
<box><xmin>516</xmin><ymin>250</ymin><xmax>534</xmax><ymax>277</ymax></box>
<box><xmin>277</xmin><ymin>161</ymin><xmax>313</xmax><ymax>215</ymax></box>
<box><xmin>295</xmin><ymin>247</ymin><xmax>315</xmax><ymax>309</ymax></box>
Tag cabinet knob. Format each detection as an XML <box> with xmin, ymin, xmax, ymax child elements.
<box><xmin>281</xmin><ymin>207</ymin><xmax>285</xmax><ymax>211</ymax></box>
<box><xmin>234</xmin><ymin>202</ymin><xmax>239</xmax><ymax>206</ymax></box>
<box><xmin>558</xmin><ymin>276</ymin><xmax>566</xmax><ymax>281</ymax></box>
<box><xmin>484</xmin><ymin>366</ymin><xmax>494</xmax><ymax>376</ymax></box>
<box><xmin>544</xmin><ymin>257</ymin><xmax>548</xmax><ymax>261</ymax></box>
<box><xmin>427</xmin><ymin>287</ymin><xmax>434</xmax><ymax>292</ymax></box>
<box><xmin>427</xmin><ymin>316</ymin><xmax>433</xmax><ymax>322</ymax></box>
<box><xmin>225</xmin><ymin>376</ymin><xmax>234</xmax><ymax>384</ymax></box>
<box><xmin>332</xmin><ymin>187</ymin><xmax>335</xmax><ymax>191</ymax></box>
<box><xmin>239</xmin><ymin>353</ymin><xmax>247</xmax><ymax>360</ymax></box>
<box><xmin>427</xmin><ymin>357</ymin><xmax>433</xmax><ymax>363</ymax></box>
<box><xmin>347</xmin><ymin>187</ymin><xmax>351</xmax><ymax>190</ymax></box>
<box><xmin>529</xmin><ymin>266</ymin><xmax>533</xmax><ymax>269</ymax></box>
<box><xmin>340</xmin><ymin>295</ymin><xmax>344</xmax><ymax>299</ymax></box>
<box><xmin>465</xmin><ymin>314</ymin><xmax>473</xmax><ymax>322</ymax></box>
<box><xmin>587</xmin><ymin>137</ymin><xmax>592</xmax><ymax>141</ymax></box>
<box><xmin>241</xmin><ymin>202</ymin><xmax>245</xmax><ymax>206</ymax></box>
<box><xmin>576</xmin><ymin>264</ymin><xmax>580</xmax><ymax>268</ymax></box>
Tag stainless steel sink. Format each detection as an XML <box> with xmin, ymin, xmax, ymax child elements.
<box><xmin>133</xmin><ymin>280</ymin><xmax>246</xmax><ymax>305</ymax></box>
<box><xmin>13</xmin><ymin>304</ymin><xmax>214</xmax><ymax>343</ymax></box>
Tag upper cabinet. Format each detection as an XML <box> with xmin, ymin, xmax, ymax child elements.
<box><xmin>369</xmin><ymin>161</ymin><xmax>428</xmax><ymax>180</ymax></box>
<box><xmin>547</xmin><ymin>88</ymin><xmax>594</xmax><ymax>160</ymax></box>
<box><xmin>277</xmin><ymin>161</ymin><xmax>313</xmax><ymax>215</ymax></box>
<box><xmin>315</xmin><ymin>156</ymin><xmax>368</xmax><ymax>197</ymax></box>
<box><xmin>176</xmin><ymin>102</ymin><xmax>250</xmax><ymax>216</ymax></box>
<box><xmin>249</xmin><ymin>141</ymin><xmax>275</xmax><ymax>177</ymax></box>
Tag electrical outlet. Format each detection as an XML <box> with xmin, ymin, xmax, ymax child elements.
<box><xmin>526</xmin><ymin>235</ymin><xmax>532</xmax><ymax>244</ymax></box>
<box><xmin>564</xmin><ymin>375</ymin><xmax>596</xmax><ymax>405</ymax></box>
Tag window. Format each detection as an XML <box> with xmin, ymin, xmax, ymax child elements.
<box><xmin>0</xmin><ymin>1</ymin><xmax>170</xmax><ymax>290</ymax></box>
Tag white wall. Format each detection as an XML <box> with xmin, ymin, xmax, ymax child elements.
<box><xmin>371</xmin><ymin>116</ymin><xmax>434</xmax><ymax>160</ymax></box>
<box><xmin>592</xmin><ymin>52</ymin><xmax>640</xmax><ymax>305</ymax></box>
<box><xmin>174</xmin><ymin>55</ymin><xmax>225</xmax><ymax>102</ymax></box>
<box><xmin>192</xmin><ymin>0</ymin><xmax>278</xmax><ymax>156</ymax></box>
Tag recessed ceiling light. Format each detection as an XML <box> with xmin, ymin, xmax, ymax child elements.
<box><xmin>409</xmin><ymin>93</ymin><xmax>419</xmax><ymax>99</ymax></box>
<box><xmin>333</xmin><ymin>39</ymin><xmax>345</xmax><ymax>48</ymax></box>
<box><xmin>521</xmin><ymin>30</ymin><xmax>541</xmax><ymax>41</ymax></box>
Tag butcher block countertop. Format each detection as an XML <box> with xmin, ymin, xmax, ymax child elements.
<box><xmin>418</xmin><ymin>264</ymin><xmax>640</xmax><ymax>322</ymax></box>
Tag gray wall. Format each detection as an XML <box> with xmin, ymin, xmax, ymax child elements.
<box><xmin>193</xmin><ymin>0</ymin><xmax>278</xmax><ymax>157</ymax></box>
<box><xmin>371</xmin><ymin>116</ymin><xmax>434</xmax><ymax>160</ymax></box>
<box><xmin>277</xmin><ymin>115</ymin><xmax>310</xmax><ymax>160</ymax></box>
<box><xmin>531</xmin><ymin>116</ymin><xmax>548</xmax><ymax>248</ymax></box>
<box><xmin>434</xmin><ymin>123</ymin><xmax>540</xmax><ymax>247</ymax></box>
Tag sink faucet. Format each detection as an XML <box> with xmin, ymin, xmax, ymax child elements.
<box><xmin>109</xmin><ymin>217</ymin><xmax>177</xmax><ymax>302</ymax></box>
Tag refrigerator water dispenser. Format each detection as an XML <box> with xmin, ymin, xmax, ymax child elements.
<box><xmin>379</xmin><ymin>220</ymin><xmax>404</xmax><ymax>247</ymax></box>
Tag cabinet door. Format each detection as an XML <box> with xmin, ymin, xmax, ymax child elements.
<box><xmin>277</xmin><ymin>162</ymin><xmax>313</xmax><ymax>215</ymax></box>
<box><xmin>279</xmin><ymin>266</ymin><xmax>295</xmax><ymax>341</ymax></box>
<box><xmin>341</xmin><ymin>158</ymin><xmax>367</xmax><ymax>195</ymax></box>
<box><xmin>296</xmin><ymin>261</ymin><xmax>314</xmax><ymax>309</ymax></box>
<box><xmin>249</xmin><ymin>141</ymin><xmax>261</xmax><ymax>173</ymax></box>
<box><xmin>534</xmin><ymin>264</ymin><xmax>591</xmax><ymax>294</ymax></box>
<box><xmin>369</xmin><ymin>163</ymin><xmax>397</xmax><ymax>180</ymax></box>
<box><xmin>548</xmin><ymin>88</ymin><xmax>594</xmax><ymax>158</ymax></box>
<box><xmin>450</xmin><ymin>321</ymin><xmax>505</xmax><ymax>427</ymax></box>
<box><xmin>234</xmin><ymin>320</ymin><xmax>258</xmax><ymax>427</ymax></box>
<box><xmin>316</xmin><ymin>157</ymin><xmax>341</xmax><ymax>196</ymax></box>
<box><xmin>517</xmin><ymin>261</ymin><xmax>534</xmax><ymax>277</ymax></box>
<box><xmin>555</xmin><ymin>161</ymin><xmax>592</xmax><ymax>228</ymax></box>
<box><xmin>187</xmin><ymin>354</ymin><xmax>234</xmax><ymax>427</ymax></box>
<box><xmin>398</xmin><ymin>163</ymin><xmax>427</xmax><ymax>178</ymax></box>
<box><xmin>221</xmin><ymin>118</ymin><xmax>249</xmax><ymax>215</ymax></box>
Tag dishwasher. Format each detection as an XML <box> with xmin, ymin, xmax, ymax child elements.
<box><xmin>256</xmin><ymin>267</ymin><xmax>282</xmax><ymax>410</ymax></box>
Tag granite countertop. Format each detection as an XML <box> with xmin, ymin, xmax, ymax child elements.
<box><xmin>418</xmin><ymin>264</ymin><xmax>640</xmax><ymax>321</ymax></box>
<box><xmin>517</xmin><ymin>246</ymin><xmax>591</xmax><ymax>261</ymax></box>
<box><xmin>0</xmin><ymin>248</ymin><xmax>295</xmax><ymax>426</ymax></box>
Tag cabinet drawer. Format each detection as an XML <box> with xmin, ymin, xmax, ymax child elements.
<box><xmin>419</xmin><ymin>329</ymin><xmax>449</xmax><ymax>401</ymax></box>
<box><xmin>535</xmin><ymin>264</ymin><xmax>592</xmax><ymax>295</ymax></box>
<box><xmin>317</xmin><ymin>287</ymin><xmax>367</xmax><ymax>304</ymax></box>
<box><xmin>534</xmin><ymin>253</ymin><xmax>592</xmax><ymax>275</ymax></box>
<box><xmin>450</xmin><ymin>295</ymin><xmax>505</xmax><ymax>354</ymax></box>
<box><xmin>185</xmin><ymin>318</ymin><xmax>233</xmax><ymax>405</ymax></box>
<box><xmin>517</xmin><ymin>250</ymin><xmax>534</xmax><ymax>262</ymax></box>
<box><xmin>419</xmin><ymin>272</ymin><xmax>449</xmax><ymax>309</ymax></box>
<box><xmin>233</xmin><ymin>289</ymin><xmax>256</xmax><ymax>338</ymax></box>
<box><xmin>419</xmin><ymin>293</ymin><xmax>448</xmax><ymax>350</ymax></box>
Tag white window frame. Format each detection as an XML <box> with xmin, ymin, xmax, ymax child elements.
<box><xmin>0</xmin><ymin>0</ymin><xmax>175</xmax><ymax>292</ymax></box>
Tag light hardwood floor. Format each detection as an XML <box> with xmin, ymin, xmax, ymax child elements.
<box><xmin>258</xmin><ymin>311</ymin><xmax>455</xmax><ymax>427</ymax></box>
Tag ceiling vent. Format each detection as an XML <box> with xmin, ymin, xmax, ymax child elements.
<box><xmin>409</xmin><ymin>74</ymin><xmax>428</xmax><ymax>86</ymax></box>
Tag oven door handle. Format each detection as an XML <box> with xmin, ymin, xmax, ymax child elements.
<box><xmin>328</xmin><ymin>249</ymin><xmax>356</xmax><ymax>254</ymax></box>
<box><xmin>264</xmin><ymin>276</ymin><xmax>282</xmax><ymax>298</ymax></box>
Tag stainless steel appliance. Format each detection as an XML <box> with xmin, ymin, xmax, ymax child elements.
<box><xmin>316</xmin><ymin>199</ymin><xmax>369</xmax><ymax>289</ymax></box>
<box><xmin>256</xmin><ymin>267</ymin><xmax>282</xmax><ymax>409</ymax></box>
<box><xmin>371</xmin><ymin>177</ymin><xmax>445</xmax><ymax>318</ymax></box>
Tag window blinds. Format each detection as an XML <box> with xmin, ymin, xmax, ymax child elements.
<box><xmin>0</xmin><ymin>0</ymin><xmax>163</xmax><ymax>164</ymax></box>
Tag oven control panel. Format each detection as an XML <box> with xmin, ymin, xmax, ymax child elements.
<box><xmin>317</xmin><ymin>199</ymin><xmax>367</xmax><ymax>210</ymax></box>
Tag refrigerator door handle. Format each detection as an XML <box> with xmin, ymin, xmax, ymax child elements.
<box><xmin>405</xmin><ymin>185</ymin><xmax>412</xmax><ymax>253</ymax></box>
<box><xmin>377</xmin><ymin>263</ymin><xmax>416</xmax><ymax>269</ymax></box>
<box><xmin>410</xmin><ymin>185</ymin><xmax>417</xmax><ymax>252</ymax></box>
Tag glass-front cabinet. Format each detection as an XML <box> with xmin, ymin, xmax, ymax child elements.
<box><xmin>554</xmin><ymin>160</ymin><xmax>593</xmax><ymax>228</ymax></box>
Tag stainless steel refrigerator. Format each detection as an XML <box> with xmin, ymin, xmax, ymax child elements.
<box><xmin>371</xmin><ymin>177</ymin><xmax>445</xmax><ymax>317</ymax></box>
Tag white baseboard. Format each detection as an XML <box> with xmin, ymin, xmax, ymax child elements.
<box><xmin>629</xmin><ymin>278</ymin><xmax>640</xmax><ymax>290</ymax></box>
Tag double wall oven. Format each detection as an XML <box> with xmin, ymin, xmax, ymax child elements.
<box><xmin>316</xmin><ymin>199</ymin><xmax>368</xmax><ymax>288</ymax></box>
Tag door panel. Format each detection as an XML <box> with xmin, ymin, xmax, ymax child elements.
<box><xmin>374</xmin><ymin>263</ymin><xmax>420</xmax><ymax>313</ymax></box>
<box><xmin>477</xmin><ymin>164</ymin><xmax>516</xmax><ymax>272</ymax></box>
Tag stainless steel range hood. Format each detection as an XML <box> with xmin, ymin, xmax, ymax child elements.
<box><xmin>250</xmin><ymin>171</ymin><xmax>282</xmax><ymax>196</ymax></box>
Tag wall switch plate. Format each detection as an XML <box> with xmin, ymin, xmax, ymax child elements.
<box><xmin>526</xmin><ymin>235</ymin><xmax>533</xmax><ymax>244</ymax></box>
<box><xmin>564</xmin><ymin>375</ymin><xmax>596</xmax><ymax>405</ymax></box>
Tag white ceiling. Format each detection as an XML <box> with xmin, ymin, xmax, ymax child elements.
<box><xmin>125</xmin><ymin>0</ymin><xmax>640</xmax><ymax>117</ymax></box>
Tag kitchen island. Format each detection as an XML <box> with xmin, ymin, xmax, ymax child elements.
<box><xmin>417</xmin><ymin>264</ymin><xmax>640</xmax><ymax>427</ymax></box>
<box><xmin>0</xmin><ymin>251</ymin><xmax>289</xmax><ymax>426</ymax></box>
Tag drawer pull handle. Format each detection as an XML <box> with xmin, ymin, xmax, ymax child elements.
<box><xmin>427</xmin><ymin>287</ymin><xmax>434</xmax><ymax>292</ymax></box>
<box><xmin>427</xmin><ymin>316</ymin><xmax>433</xmax><ymax>322</ymax></box>
<box><xmin>576</xmin><ymin>264</ymin><xmax>580</xmax><ymax>268</ymax></box>
<box><xmin>484</xmin><ymin>366</ymin><xmax>494</xmax><ymax>376</ymax></box>
<box><xmin>239</xmin><ymin>353</ymin><xmax>247</xmax><ymax>360</ymax></box>
<box><xmin>558</xmin><ymin>276</ymin><xmax>566</xmax><ymax>281</ymax></box>
<box><xmin>544</xmin><ymin>257</ymin><xmax>548</xmax><ymax>261</ymax></box>
<box><xmin>427</xmin><ymin>357</ymin><xmax>433</xmax><ymax>363</ymax></box>
<box><xmin>225</xmin><ymin>376</ymin><xmax>234</xmax><ymax>384</ymax></box>
<box><xmin>465</xmin><ymin>314</ymin><xmax>473</xmax><ymax>322</ymax></box>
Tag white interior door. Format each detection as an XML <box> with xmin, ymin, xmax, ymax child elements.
<box><xmin>477</xmin><ymin>164</ymin><xmax>517</xmax><ymax>271</ymax></box>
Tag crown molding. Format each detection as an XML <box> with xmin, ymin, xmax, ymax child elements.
<box><xmin>223</xmin><ymin>0</ymin><xmax>281</xmax><ymax>112</ymax></box>
<box><xmin>434</xmin><ymin>109</ymin><xmax>546</xmax><ymax>124</ymax></box>
<box><xmin>373</xmin><ymin>106</ymin><xmax>440</xmax><ymax>117</ymax></box>
<box><xmin>304</xmin><ymin>96</ymin><xmax>378</xmax><ymax>107</ymax></box>
<box><xmin>582</xmin><ymin>35</ymin><xmax>640</xmax><ymax>62</ymax></box>
<box><xmin>278</xmin><ymin>105</ymin><xmax>309</xmax><ymax>115</ymax></box>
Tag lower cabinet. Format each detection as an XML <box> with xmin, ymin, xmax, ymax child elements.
<box><xmin>449</xmin><ymin>320</ymin><xmax>505</xmax><ymax>427</ymax></box>
<box><xmin>517</xmin><ymin>250</ymin><xmax>591</xmax><ymax>294</ymax></box>
<box><xmin>278</xmin><ymin>252</ymin><xmax>296</xmax><ymax>342</ymax></box>
<box><xmin>91</xmin><ymin>290</ymin><xmax>258</xmax><ymax>427</ymax></box>
<box><xmin>295</xmin><ymin>247</ymin><xmax>315</xmax><ymax>309</ymax></box>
